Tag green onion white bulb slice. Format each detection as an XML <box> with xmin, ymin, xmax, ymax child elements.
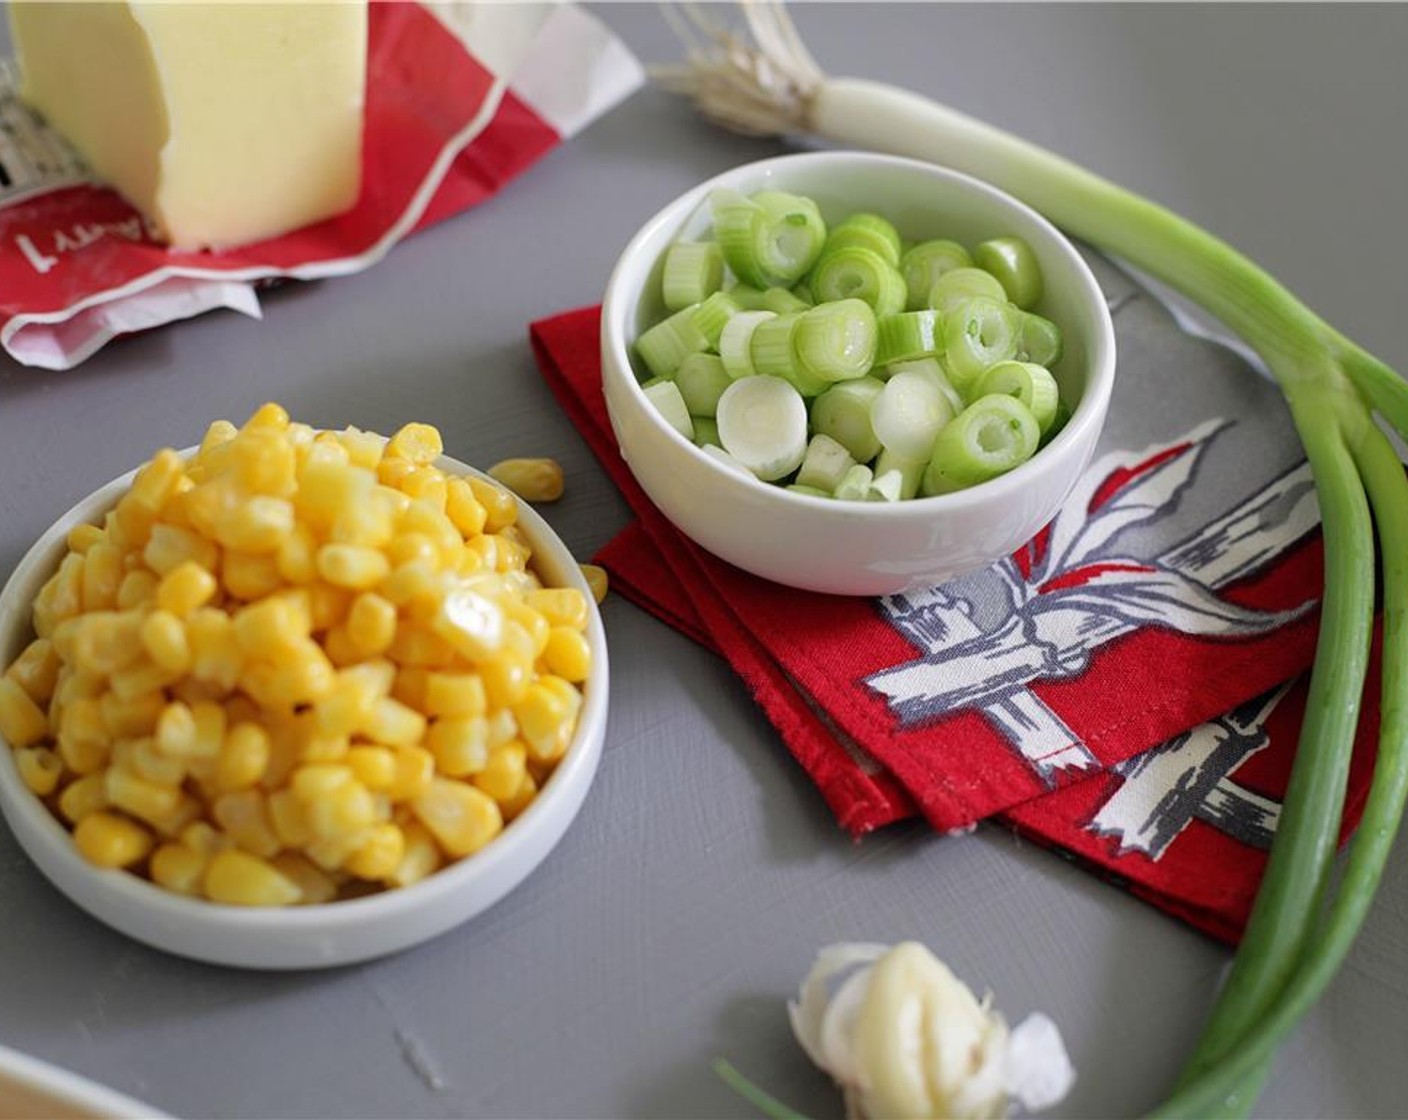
<box><xmin>717</xmin><ymin>375</ymin><xmax>809</xmax><ymax>480</ymax></box>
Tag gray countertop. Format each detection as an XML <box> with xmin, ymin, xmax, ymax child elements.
<box><xmin>2</xmin><ymin>4</ymin><xmax>1406</xmax><ymax>1118</ymax></box>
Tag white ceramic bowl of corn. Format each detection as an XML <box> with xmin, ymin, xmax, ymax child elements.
<box><xmin>0</xmin><ymin>415</ymin><xmax>608</xmax><ymax>970</ymax></box>
<box><xmin>600</xmin><ymin>150</ymin><xmax>1117</xmax><ymax>596</ymax></box>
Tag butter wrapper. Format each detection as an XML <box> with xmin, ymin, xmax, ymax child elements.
<box><xmin>0</xmin><ymin>2</ymin><xmax>643</xmax><ymax>369</ymax></box>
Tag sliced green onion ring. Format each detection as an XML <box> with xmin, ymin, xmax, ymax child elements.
<box><xmin>642</xmin><ymin>378</ymin><xmax>696</xmax><ymax>441</ymax></box>
<box><xmin>875</xmin><ymin>309</ymin><xmax>942</xmax><ymax>366</ymax></box>
<box><xmin>676</xmin><ymin>353</ymin><xmax>734</xmax><ymax>418</ymax></box>
<box><xmin>795</xmin><ymin>433</ymin><xmax>857</xmax><ymax>493</ymax></box>
<box><xmin>663</xmin><ymin>241</ymin><xmax>725</xmax><ymax>311</ymax></box>
<box><xmin>944</xmin><ymin>296</ymin><xmax>1021</xmax><ymax>394</ymax></box>
<box><xmin>901</xmin><ymin>239</ymin><xmax>973</xmax><ymax>310</ymax></box>
<box><xmin>977</xmin><ymin>360</ymin><xmax>1060</xmax><ymax>432</ymax></box>
<box><xmin>821</xmin><ymin>211</ymin><xmax>902</xmax><ymax>266</ymax></box>
<box><xmin>794</xmin><ymin>298</ymin><xmax>878</xmax><ymax>383</ymax></box>
<box><xmin>810</xmin><ymin>246</ymin><xmax>907</xmax><ymax>316</ymax></box>
<box><xmin>635</xmin><ymin>305</ymin><xmax>710</xmax><ymax>379</ymax></box>
<box><xmin>927</xmin><ymin>266</ymin><xmax>1008</xmax><ymax>317</ymax></box>
<box><xmin>974</xmin><ymin>235</ymin><xmax>1044</xmax><ymax>309</ymax></box>
<box><xmin>716</xmin><ymin>374</ymin><xmax>809</xmax><ymax>481</ymax></box>
<box><xmin>1015</xmin><ymin>311</ymin><xmax>1064</xmax><ymax>366</ymax></box>
<box><xmin>871</xmin><ymin>368</ymin><xmax>957</xmax><ymax>461</ymax></box>
<box><xmin>922</xmin><ymin>393</ymin><xmax>1039</xmax><ymax>495</ymax></box>
<box><xmin>719</xmin><ymin>310</ymin><xmax>776</xmax><ymax>380</ymax></box>
<box><xmin>810</xmin><ymin>377</ymin><xmax>885</xmax><ymax>463</ymax></box>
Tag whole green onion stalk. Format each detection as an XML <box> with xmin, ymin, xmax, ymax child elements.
<box><xmin>655</xmin><ymin>3</ymin><xmax>1408</xmax><ymax>1116</ymax></box>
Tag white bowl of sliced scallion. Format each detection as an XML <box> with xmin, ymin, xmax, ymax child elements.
<box><xmin>600</xmin><ymin>151</ymin><xmax>1115</xmax><ymax>595</ymax></box>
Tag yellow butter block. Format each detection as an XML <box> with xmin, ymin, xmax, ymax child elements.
<box><xmin>10</xmin><ymin>1</ymin><xmax>368</xmax><ymax>251</ymax></box>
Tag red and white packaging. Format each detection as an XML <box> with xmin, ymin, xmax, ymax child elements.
<box><xmin>0</xmin><ymin>2</ymin><xmax>642</xmax><ymax>369</ymax></box>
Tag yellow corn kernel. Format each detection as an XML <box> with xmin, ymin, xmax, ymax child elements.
<box><xmin>385</xmin><ymin>745</ymin><xmax>435</xmax><ymax>802</ymax></box>
<box><xmin>0</xmin><ymin>676</ymin><xmax>51</xmax><ymax>747</ymax></box>
<box><xmin>514</xmin><ymin>683</ymin><xmax>574</xmax><ymax>763</ymax></box>
<box><xmin>212</xmin><ymin>789</ymin><xmax>280</xmax><ymax>857</ymax></box>
<box><xmin>304</xmin><ymin>777</ymin><xmax>378</xmax><ymax>842</ymax></box>
<box><xmin>217</xmin><ymin>723</ymin><xmax>270</xmax><ymax>792</ymax></box>
<box><xmin>444</xmin><ymin>478</ymin><xmax>488</xmax><ymax>538</ymax></box>
<box><xmin>386</xmin><ymin>532</ymin><xmax>441</xmax><ymax>570</ymax></box>
<box><xmin>337</xmin><ymin>426</ymin><xmax>385</xmax><ymax>470</ymax></box>
<box><xmin>424</xmin><ymin>672</ymin><xmax>487</xmax><ymax>719</ymax></box>
<box><xmin>365</xmin><ymin>696</ymin><xmax>426</xmax><ymax>749</ymax></box>
<box><xmin>379</xmin><ymin>559</ymin><xmax>440</xmax><ymax>610</ymax></box>
<box><xmin>386</xmin><ymin>422</ymin><xmax>443</xmax><ymax>465</ymax></box>
<box><xmin>57</xmin><ymin>772</ymin><xmax>109</xmax><ymax>823</ymax></box>
<box><xmin>108</xmin><ymin>657</ymin><xmax>181</xmax><ymax>702</ymax></box>
<box><xmin>232</xmin><ymin>597</ymin><xmax>306</xmax><ymax>662</ymax></box>
<box><xmin>480</xmin><ymin>650</ymin><xmax>532</xmax><ymax>710</ymax></box>
<box><xmin>185</xmin><ymin>609</ymin><xmax>243</xmax><ymax>690</ymax></box>
<box><xmin>344</xmin><ymin>822</ymin><xmax>406</xmax><ymax>881</ymax></box>
<box><xmin>386</xmin><ymin>623</ymin><xmax>456</xmax><ymax>669</ymax></box>
<box><xmin>99</xmin><ymin>691</ymin><xmax>161</xmax><ymax>740</ymax></box>
<box><xmin>492</xmin><ymin>534</ymin><xmax>532</xmax><ymax>574</ymax></box>
<box><xmin>472</xmin><ymin>741</ymin><xmax>527</xmax><ymax>803</ymax></box>
<box><xmin>377</xmin><ymin>455</ymin><xmax>416</xmax><ymax>490</ymax></box>
<box><xmin>116</xmin><ymin>569</ymin><xmax>161</xmax><ymax>610</ymax></box>
<box><xmin>157</xmin><ymin>561</ymin><xmax>218</xmax><ymax>616</ymax></box>
<box><xmin>296</xmin><ymin>459</ymin><xmax>375</xmax><ymax>531</ymax></box>
<box><xmin>391</xmin><ymin>667</ymin><xmax>430</xmax><ymax>712</ymax></box>
<box><xmin>543</xmin><ymin>626</ymin><xmax>592</xmax><ymax>684</ymax></box>
<box><xmin>6</xmin><ymin>638</ymin><xmax>60</xmax><ymax>704</ymax></box>
<box><xmin>66</xmin><ymin>522</ymin><xmax>105</xmax><ymax>554</ymax></box>
<box><xmin>240</xmin><ymin>645</ymin><xmax>334</xmax><ymax>710</ymax></box>
<box><xmin>213</xmin><ymin>496</ymin><xmax>294</xmax><ymax>554</ymax></box>
<box><xmin>80</xmin><ymin>543</ymin><xmax>123</xmax><ymax>611</ymax></box>
<box><xmin>346</xmin><ymin>592</ymin><xmax>397</xmax><ymax>656</ymax></box>
<box><xmin>74</xmin><ymin>812</ymin><xmax>153</xmax><ymax>869</ymax></box>
<box><xmin>140</xmin><ymin>610</ymin><xmax>191</xmax><ymax>674</ymax></box>
<box><xmin>412</xmin><ymin>777</ymin><xmax>502</xmax><ymax>858</ymax></box>
<box><xmin>425</xmin><ymin>716</ymin><xmax>489</xmax><ymax>778</ymax></box>
<box><xmin>526</xmin><ymin>588</ymin><xmax>588</xmax><ymax>631</ymax></box>
<box><xmin>580</xmin><ymin>563</ymin><xmax>609</xmax><ymax>604</ymax></box>
<box><xmin>487</xmin><ymin>457</ymin><xmax>564</xmax><ymax>503</ymax></box>
<box><xmin>144</xmin><ymin>524</ymin><xmax>219</xmax><ymax>577</ymax></box>
<box><xmin>203</xmin><ymin>848</ymin><xmax>300</xmax><ymax>906</ymax></box>
<box><xmin>106</xmin><ymin>765</ymin><xmax>184</xmax><ymax>827</ymax></box>
<box><xmin>396</xmin><ymin>501</ymin><xmax>462</xmax><ymax>564</ymax></box>
<box><xmin>70</xmin><ymin>610</ymin><xmax>144</xmax><ymax>676</ymax></box>
<box><xmin>128</xmin><ymin>737</ymin><xmax>185</xmax><ymax>786</ymax></box>
<box><xmin>275</xmin><ymin>522</ymin><xmax>319</xmax><ymax>584</ymax></box>
<box><xmin>464</xmin><ymin>476</ymin><xmax>517</xmax><ymax>534</ymax></box>
<box><xmin>57</xmin><ymin>701</ymin><xmax>109</xmax><ymax>777</ymax></box>
<box><xmin>399</xmin><ymin>466</ymin><xmax>448</xmax><ymax>512</ymax></box>
<box><xmin>15</xmin><ymin>746</ymin><xmax>62</xmax><ymax>796</ymax></box>
<box><xmin>32</xmin><ymin>552</ymin><xmax>84</xmax><ymax>637</ymax></box>
<box><xmin>176</xmin><ymin>821</ymin><xmax>224</xmax><ymax>858</ymax></box>
<box><xmin>499</xmin><ymin>771</ymin><xmax>539</xmax><ymax>822</ymax></box>
<box><xmin>388</xmin><ymin>821</ymin><xmax>442</xmax><ymax>888</ymax></box>
<box><xmin>222</xmin><ymin>550</ymin><xmax>284</xmax><ymax>601</ymax></box>
<box><xmin>127</xmin><ymin>448</ymin><xmax>184</xmax><ymax>513</ymax></box>
<box><xmin>270</xmin><ymin>852</ymin><xmax>336</xmax><ymax>904</ymax></box>
<box><xmin>346</xmin><ymin>745</ymin><xmax>396</xmax><ymax>790</ymax></box>
<box><xmin>316</xmin><ymin>543</ymin><xmax>389</xmax><ymax>591</ymax></box>
<box><xmin>150</xmin><ymin>842</ymin><xmax>208</xmax><ymax>896</ymax></box>
<box><xmin>229</xmin><ymin>427</ymin><xmax>297</xmax><ymax>496</ymax></box>
<box><xmin>503</xmin><ymin>600</ymin><xmax>550</xmax><ymax>658</ymax></box>
<box><xmin>197</xmin><ymin>418</ymin><xmax>238</xmax><ymax>460</ymax></box>
<box><xmin>429</xmin><ymin>587</ymin><xmax>504</xmax><ymax>662</ymax></box>
<box><xmin>243</xmin><ymin>401</ymin><xmax>290</xmax><ymax>431</ymax></box>
<box><xmin>266</xmin><ymin>788</ymin><xmax>311</xmax><ymax>848</ymax></box>
<box><xmin>330</xmin><ymin>488</ymin><xmax>399</xmax><ymax>549</ymax></box>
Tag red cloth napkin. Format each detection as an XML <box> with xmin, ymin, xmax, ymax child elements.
<box><xmin>531</xmin><ymin>305</ymin><xmax>1379</xmax><ymax>944</ymax></box>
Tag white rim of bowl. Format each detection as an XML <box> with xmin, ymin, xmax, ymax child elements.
<box><xmin>0</xmin><ymin>450</ymin><xmax>609</xmax><ymax>940</ymax></box>
<box><xmin>601</xmin><ymin>150</ymin><xmax>1116</xmax><ymax>518</ymax></box>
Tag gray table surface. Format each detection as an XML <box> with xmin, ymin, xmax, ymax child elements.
<box><xmin>2</xmin><ymin>4</ymin><xmax>1407</xmax><ymax>1118</ymax></box>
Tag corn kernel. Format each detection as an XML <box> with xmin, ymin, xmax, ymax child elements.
<box><xmin>158</xmin><ymin>561</ymin><xmax>218</xmax><ymax>616</ymax></box>
<box><xmin>129</xmin><ymin>737</ymin><xmax>185</xmax><ymax>786</ymax></box>
<box><xmin>544</xmin><ymin>626</ymin><xmax>592</xmax><ymax>683</ymax></box>
<box><xmin>230</xmin><ymin>427</ymin><xmax>297</xmax><ymax>496</ymax></box>
<box><xmin>0</xmin><ymin>676</ymin><xmax>51</xmax><ymax>747</ymax></box>
<box><xmin>243</xmin><ymin>401</ymin><xmax>290</xmax><ymax>431</ymax></box>
<box><xmin>316</xmin><ymin>544</ymin><xmax>389</xmax><ymax>591</ymax></box>
<box><xmin>386</xmin><ymin>422</ymin><xmax>443</xmax><ymax>465</ymax></box>
<box><xmin>504</xmin><ymin>600</ymin><xmax>550</xmax><ymax>658</ymax></box>
<box><xmin>128</xmin><ymin>448</ymin><xmax>184</xmax><ymax>512</ymax></box>
<box><xmin>330</xmin><ymin>490</ymin><xmax>397</xmax><ymax>549</ymax></box>
<box><xmin>337</xmin><ymin>426</ymin><xmax>385</xmax><ymax>469</ymax></box>
<box><xmin>346</xmin><ymin>745</ymin><xmax>396</xmax><ymax>790</ymax></box>
<box><xmin>386</xmin><ymin>623</ymin><xmax>456</xmax><ymax>669</ymax></box>
<box><xmin>346</xmin><ymin>593</ymin><xmax>397</xmax><ymax>656</ymax></box>
<box><xmin>107</xmin><ymin>765</ymin><xmax>185</xmax><ymax>827</ymax></box>
<box><xmin>185</xmin><ymin>609</ymin><xmax>243</xmax><ymax>690</ymax></box>
<box><xmin>297</xmin><ymin>459</ymin><xmax>375</xmax><ymax>531</ymax></box>
<box><xmin>270</xmin><ymin>852</ymin><xmax>336</xmax><ymax>904</ymax></box>
<box><xmin>212</xmin><ymin>789</ymin><xmax>280</xmax><ymax>858</ymax></box>
<box><xmin>424</xmin><ymin>672</ymin><xmax>487</xmax><ymax>719</ymax></box>
<box><xmin>487</xmin><ymin>457</ymin><xmax>564</xmax><ymax>503</ymax></box>
<box><xmin>514</xmin><ymin>684</ymin><xmax>574</xmax><ymax>763</ymax></box>
<box><xmin>472</xmin><ymin>742</ymin><xmax>527</xmax><ymax>803</ymax></box>
<box><xmin>108</xmin><ymin>657</ymin><xmax>181</xmax><ymax>702</ymax></box>
<box><xmin>385</xmin><ymin>745</ymin><xmax>435</xmax><ymax>802</ymax></box>
<box><xmin>304</xmin><ymin>778</ymin><xmax>378</xmax><ymax>841</ymax></box>
<box><xmin>396</xmin><ymin>502</ymin><xmax>462</xmax><ymax>563</ymax></box>
<box><xmin>430</xmin><ymin>588</ymin><xmax>504</xmax><ymax>662</ymax></box>
<box><xmin>344</xmin><ymin>822</ymin><xmax>406</xmax><ymax>881</ymax></box>
<box><xmin>500</xmin><ymin>771</ymin><xmax>539</xmax><ymax>822</ymax></box>
<box><xmin>232</xmin><ymin>597</ymin><xmax>306</xmax><ymax>661</ymax></box>
<box><xmin>365</xmin><ymin>697</ymin><xmax>427</xmax><ymax>748</ymax></box>
<box><xmin>266</xmin><ymin>788</ymin><xmax>310</xmax><ymax>848</ymax></box>
<box><xmin>116</xmin><ymin>569</ymin><xmax>160</xmax><ymax>610</ymax></box>
<box><xmin>80</xmin><ymin>543</ymin><xmax>124</xmax><ymax>611</ymax></box>
<box><xmin>580</xmin><ymin>564</ymin><xmax>609</xmax><ymax>604</ymax></box>
<box><xmin>399</xmin><ymin>466</ymin><xmax>448</xmax><ymax>512</ymax></box>
<box><xmin>217</xmin><ymin>723</ymin><xmax>270</xmax><ymax>792</ymax></box>
<box><xmin>222</xmin><ymin>550</ymin><xmax>284</xmax><ymax>600</ymax></box>
<box><xmin>144</xmin><ymin>524</ymin><xmax>219</xmax><ymax>577</ymax></box>
<box><xmin>74</xmin><ymin>812</ymin><xmax>153</xmax><ymax>869</ymax></box>
<box><xmin>391</xmin><ymin>667</ymin><xmax>430</xmax><ymax>712</ymax></box>
<box><xmin>6</xmin><ymin>639</ymin><xmax>60</xmax><ymax>705</ymax></box>
<box><xmin>387</xmin><ymin>821</ymin><xmax>442</xmax><ymax>887</ymax></box>
<box><xmin>444</xmin><ymin>478</ymin><xmax>487</xmax><ymax>537</ymax></box>
<box><xmin>481</xmin><ymin>651</ymin><xmax>532</xmax><ymax>710</ymax></box>
<box><xmin>412</xmin><ymin>778</ymin><xmax>502</xmax><ymax>858</ymax></box>
<box><xmin>203</xmin><ymin>848</ymin><xmax>300</xmax><ymax>906</ymax></box>
<box><xmin>426</xmin><ymin>716</ymin><xmax>489</xmax><ymax>778</ymax></box>
<box><xmin>526</xmin><ymin>588</ymin><xmax>588</xmax><ymax>631</ymax></box>
<box><xmin>276</xmin><ymin>522</ymin><xmax>319</xmax><ymax>584</ymax></box>
<box><xmin>140</xmin><ymin>610</ymin><xmax>191</xmax><ymax>674</ymax></box>
<box><xmin>465</xmin><ymin>476</ymin><xmax>517</xmax><ymax>534</ymax></box>
<box><xmin>150</xmin><ymin>842</ymin><xmax>207</xmax><ymax>896</ymax></box>
<box><xmin>71</xmin><ymin>611</ymin><xmax>144</xmax><ymax>676</ymax></box>
<box><xmin>15</xmin><ymin>746</ymin><xmax>62</xmax><ymax>796</ymax></box>
<box><xmin>66</xmin><ymin>523</ymin><xmax>106</xmax><ymax>554</ymax></box>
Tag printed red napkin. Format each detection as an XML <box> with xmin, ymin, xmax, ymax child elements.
<box><xmin>531</xmin><ymin>301</ymin><xmax>1380</xmax><ymax>944</ymax></box>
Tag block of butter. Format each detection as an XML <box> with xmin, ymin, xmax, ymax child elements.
<box><xmin>9</xmin><ymin>1</ymin><xmax>368</xmax><ymax>251</ymax></box>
